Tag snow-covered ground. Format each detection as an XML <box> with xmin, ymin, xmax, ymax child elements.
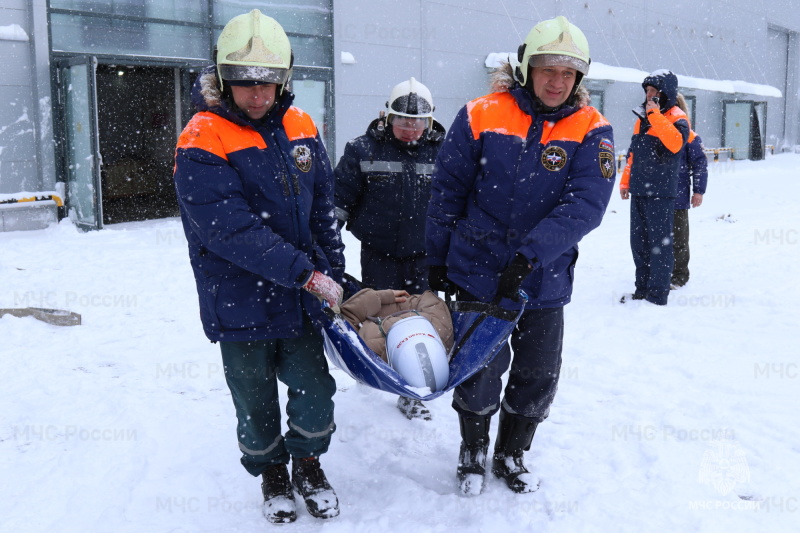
<box><xmin>1</xmin><ymin>154</ymin><xmax>799</xmax><ymax>532</ymax></box>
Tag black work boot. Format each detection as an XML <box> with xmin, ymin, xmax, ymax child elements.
<box><xmin>261</xmin><ymin>463</ymin><xmax>297</xmax><ymax>524</ymax></box>
<box><xmin>619</xmin><ymin>292</ymin><xmax>646</xmax><ymax>303</ymax></box>
<box><xmin>457</xmin><ymin>414</ymin><xmax>491</xmax><ymax>496</ymax></box>
<box><xmin>491</xmin><ymin>409</ymin><xmax>540</xmax><ymax>493</ymax></box>
<box><xmin>291</xmin><ymin>456</ymin><xmax>340</xmax><ymax>519</ymax></box>
<box><xmin>397</xmin><ymin>396</ymin><xmax>432</xmax><ymax>421</ymax></box>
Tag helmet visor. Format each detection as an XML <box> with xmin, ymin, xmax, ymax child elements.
<box><xmin>390</xmin><ymin>116</ymin><xmax>428</xmax><ymax>132</ymax></box>
<box><xmin>218</xmin><ymin>64</ymin><xmax>290</xmax><ymax>85</ymax></box>
<box><xmin>389</xmin><ymin>92</ymin><xmax>433</xmax><ymax>116</ymax></box>
<box><xmin>529</xmin><ymin>54</ymin><xmax>589</xmax><ymax>76</ymax></box>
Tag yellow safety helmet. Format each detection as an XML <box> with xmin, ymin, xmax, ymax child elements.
<box><xmin>216</xmin><ymin>9</ymin><xmax>293</xmax><ymax>93</ymax></box>
<box><xmin>515</xmin><ymin>16</ymin><xmax>591</xmax><ymax>87</ymax></box>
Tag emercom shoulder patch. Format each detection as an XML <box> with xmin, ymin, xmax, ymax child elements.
<box><xmin>599</xmin><ymin>151</ymin><xmax>615</xmax><ymax>179</ymax></box>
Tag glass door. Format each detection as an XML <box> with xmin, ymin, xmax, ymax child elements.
<box><xmin>59</xmin><ymin>56</ymin><xmax>103</xmax><ymax>230</ymax></box>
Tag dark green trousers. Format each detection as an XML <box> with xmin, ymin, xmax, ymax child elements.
<box><xmin>672</xmin><ymin>209</ymin><xmax>690</xmax><ymax>286</ymax></box>
<box><xmin>219</xmin><ymin>327</ymin><xmax>336</xmax><ymax>476</ymax></box>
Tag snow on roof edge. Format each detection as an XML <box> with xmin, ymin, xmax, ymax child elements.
<box><xmin>0</xmin><ymin>24</ymin><xmax>29</xmax><ymax>42</ymax></box>
<box><xmin>484</xmin><ymin>53</ymin><xmax>782</xmax><ymax>98</ymax></box>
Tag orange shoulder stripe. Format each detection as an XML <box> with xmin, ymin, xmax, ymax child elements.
<box><xmin>283</xmin><ymin>107</ymin><xmax>318</xmax><ymax>141</ymax></box>
<box><xmin>466</xmin><ymin>92</ymin><xmax>531</xmax><ymax>140</ymax></box>
<box><xmin>664</xmin><ymin>106</ymin><xmax>688</xmax><ymax>123</ymax></box>
<box><xmin>177</xmin><ymin>112</ymin><xmax>266</xmax><ymax>160</ymax></box>
<box><xmin>646</xmin><ymin>107</ymin><xmax>686</xmax><ymax>154</ymax></box>
<box><xmin>540</xmin><ymin>106</ymin><xmax>610</xmax><ymax>145</ymax></box>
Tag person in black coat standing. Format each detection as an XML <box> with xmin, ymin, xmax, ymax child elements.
<box><xmin>334</xmin><ymin>77</ymin><xmax>445</xmax><ymax>420</ymax></box>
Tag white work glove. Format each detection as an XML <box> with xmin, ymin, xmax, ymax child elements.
<box><xmin>302</xmin><ymin>270</ymin><xmax>344</xmax><ymax>311</ymax></box>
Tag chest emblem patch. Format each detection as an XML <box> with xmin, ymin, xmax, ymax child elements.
<box><xmin>292</xmin><ymin>145</ymin><xmax>312</xmax><ymax>173</ymax></box>
<box><xmin>541</xmin><ymin>146</ymin><xmax>568</xmax><ymax>171</ymax></box>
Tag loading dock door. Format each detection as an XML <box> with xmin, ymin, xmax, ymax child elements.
<box><xmin>723</xmin><ymin>102</ymin><xmax>752</xmax><ymax>160</ymax></box>
<box><xmin>723</xmin><ymin>100</ymin><xmax>767</xmax><ymax>161</ymax></box>
<box><xmin>59</xmin><ymin>56</ymin><xmax>103</xmax><ymax>230</ymax></box>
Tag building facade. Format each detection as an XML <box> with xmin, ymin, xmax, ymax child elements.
<box><xmin>1</xmin><ymin>0</ymin><xmax>798</xmax><ymax>231</ymax></box>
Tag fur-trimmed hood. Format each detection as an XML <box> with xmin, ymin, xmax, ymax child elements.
<box><xmin>489</xmin><ymin>62</ymin><xmax>590</xmax><ymax>109</ymax></box>
<box><xmin>196</xmin><ymin>68</ymin><xmax>223</xmax><ymax>109</ymax></box>
<box><xmin>190</xmin><ymin>66</ymin><xmax>227</xmax><ymax>113</ymax></box>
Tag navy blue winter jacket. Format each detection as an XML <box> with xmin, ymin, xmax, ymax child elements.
<box><xmin>426</xmin><ymin>79</ymin><xmax>616</xmax><ymax>309</ymax></box>
<box><xmin>674</xmin><ymin>132</ymin><xmax>708</xmax><ymax>210</ymax></box>
<box><xmin>173</xmin><ymin>68</ymin><xmax>344</xmax><ymax>342</ymax></box>
<box><xmin>334</xmin><ymin>118</ymin><xmax>445</xmax><ymax>258</ymax></box>
<box><xmin>621</xmin><ymin>106</ymin><xmax>691</xmax><ymax>199</ymax></box>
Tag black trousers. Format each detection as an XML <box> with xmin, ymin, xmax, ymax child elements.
<box><xmin>672</xmin><ymin>209</ymin><xmax>690</xmax><ymax>286</ymax></box>
<box><xmin>630</xmin><ymin>196</ymin><xmax>675</xmax><ymax>305</ymax></box>
<box><xmin>452</xmin><ymin>305</ymin><xmax>564</xmax><ymax>423</ymax></box>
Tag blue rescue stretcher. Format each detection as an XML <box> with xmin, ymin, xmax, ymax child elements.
<box><xmin>321</xmin><ymin>293</ymin><xmax>526</xmax><ymax>401</ymax></box>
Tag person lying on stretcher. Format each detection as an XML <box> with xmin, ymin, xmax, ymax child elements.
<box><xmin>338</xmin><ymin>288</ymin><xmax>454</xmax><ymax>392</ymax></box>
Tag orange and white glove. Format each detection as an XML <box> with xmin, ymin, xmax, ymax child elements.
<box><xmin>302</xmin><ymin>270</ymin><xmax>344</xmax><ymax>310</ymax></box>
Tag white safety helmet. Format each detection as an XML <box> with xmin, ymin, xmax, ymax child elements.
<box><xmin>386</xmin><ymin>316</ymin><xmax>449</xmax><ymax>392</ymax></box>
<box><xmin>385</xmin><ymin>77</ymin><xmax>435</xmax><ymax>131</ymax></box>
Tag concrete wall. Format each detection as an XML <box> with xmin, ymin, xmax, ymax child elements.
<box><xmin>0</xmin><ymin>0</ymin><xmax>56</xmax><ymax>230</ymax></box>
<box><xmin>0</xmin><ymin>0</ymin><xmax>36</xmax><ymax>194</ymax></box>
<box><xmin>333</xmin><ymin>1</ymin><xmax>545</xmax><ymax>159</ymax></box>
<box><xmin>333</xmin><ymin>0</ymin><xmax>800</xmax><ymax>160</ymax></box>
